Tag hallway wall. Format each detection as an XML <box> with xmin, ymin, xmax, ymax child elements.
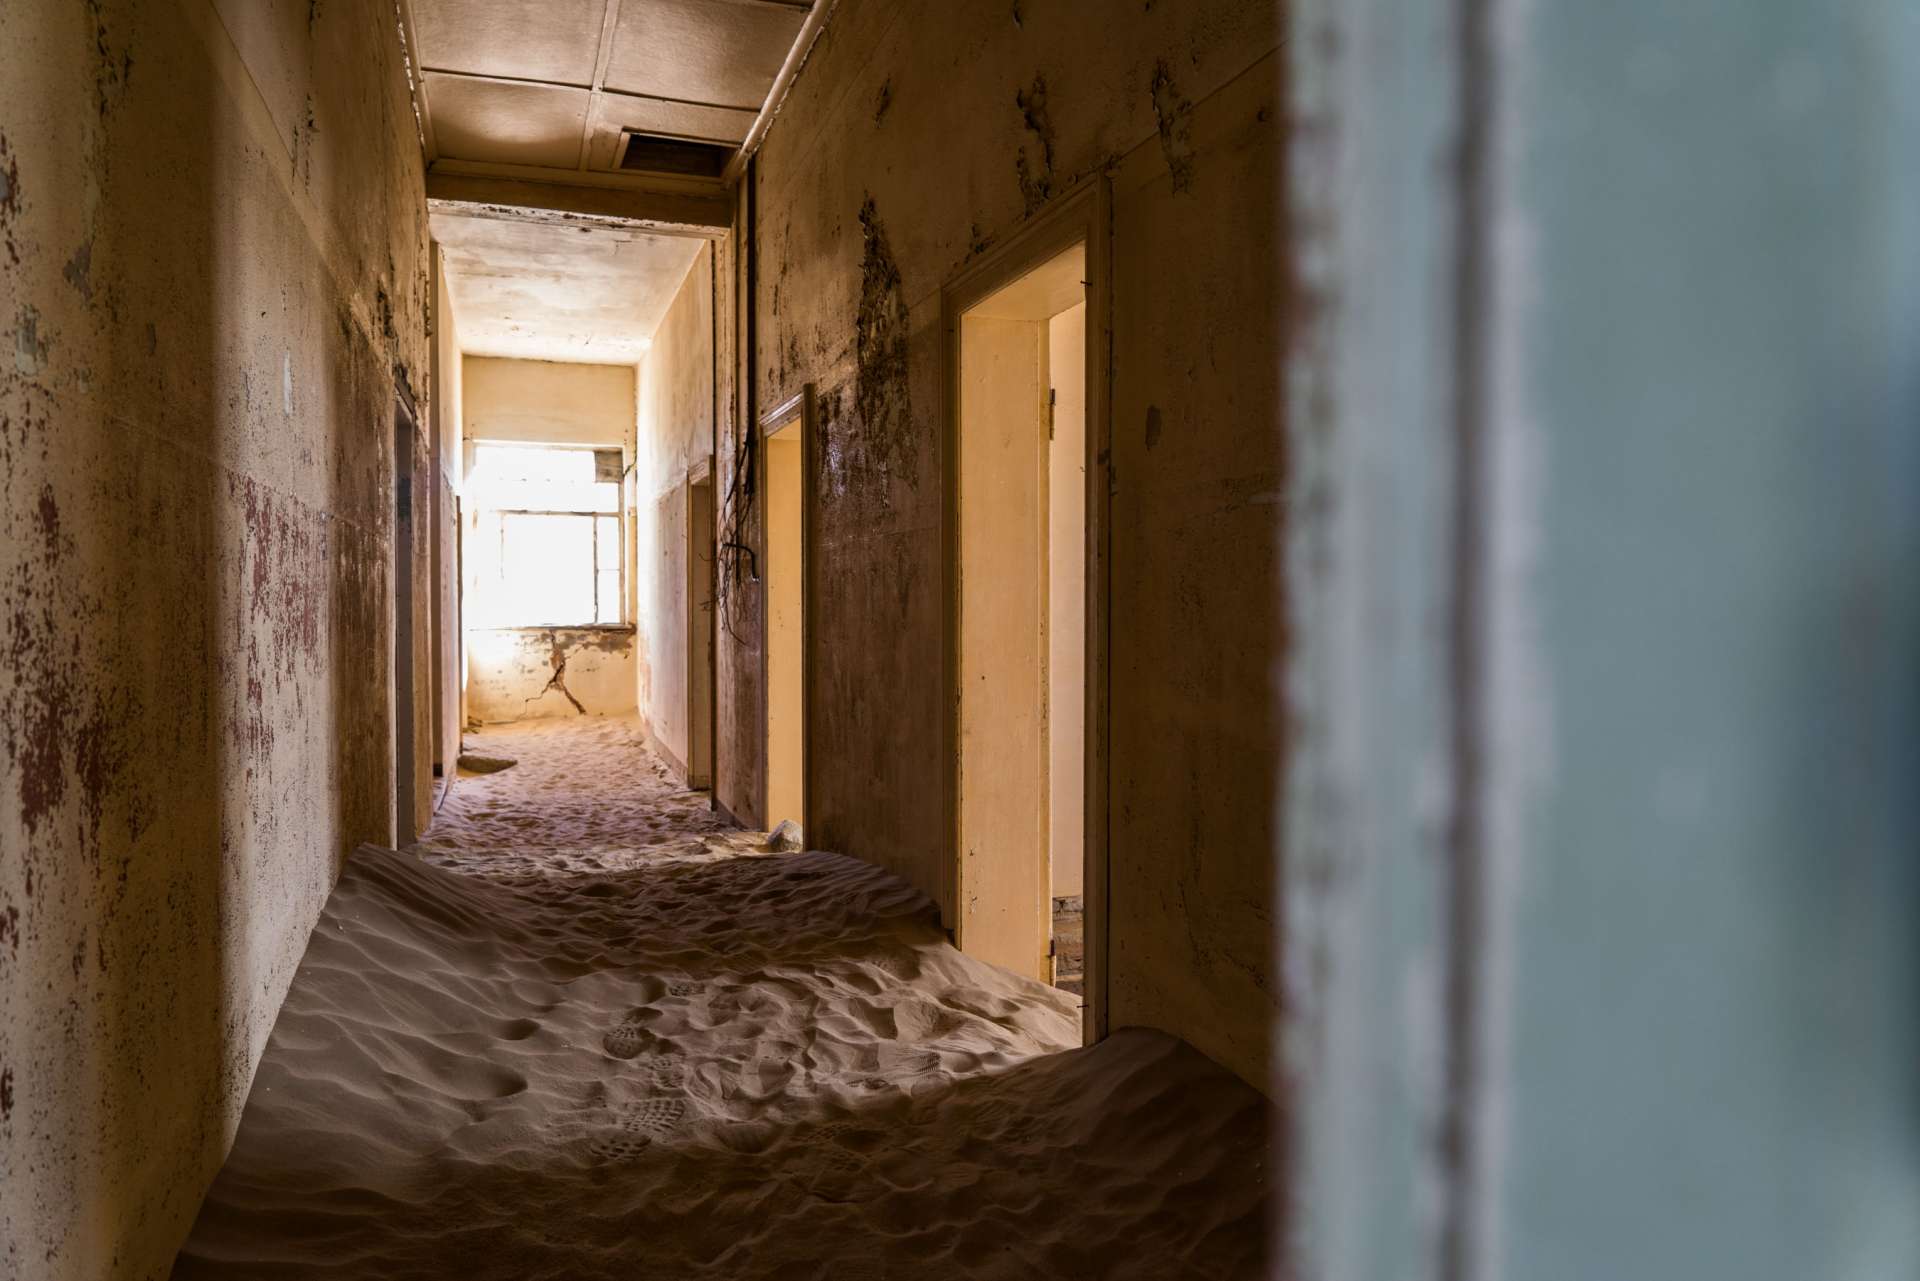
<box><xmin>739</xmin><ymin>0</ymin><xmax>1284</xmax><ymax>1088</ymax></box>
<box><xmin>634</xmin><ymin>248</ymin><xmax>716</xmax><ymax>779</ymax></box>
<box><xmin>432</xmin><ymin>257</ymin><xmax>465</xmax><ymax>789</ymax></box>
<box><xmin>0</xmin><ymin>1</ymin><xmax>431</xmax><ymax>1276</ymax></box>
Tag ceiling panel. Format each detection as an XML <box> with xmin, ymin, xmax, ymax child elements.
<box><xmin>432</xmin><ymin>213</ymin><xmax>705</xmax><ymax>363</ymax></box>
<box><xmin>605</xmin><ymin>0</ymin><xmax>807</xmax><ymax>109</ymax></box>
<box><xmin>426</xmin><ymin>75</ymin><xmax>591</xmax><ymax>168</ymax></box>
<box><xmin>412</xmin><ymin>0</ymin><xmax>611</xmax><ymax>85</ymax></box>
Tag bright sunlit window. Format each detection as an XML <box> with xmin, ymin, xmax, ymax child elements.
<box><xmin>468</xmin><ymin>444</ymin><xmax>624</xmax><ymax>627</ymax></box>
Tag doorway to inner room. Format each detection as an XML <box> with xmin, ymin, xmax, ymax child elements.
<box><xmin>761</xmin><ymin>392</ymin><xmax>809</xmax><ymax>837</ymax></box>
<box><xmin>688</xmin><ymin>465</ymin><xmax>715</xmax><ymax>790</ymax></box>
<box><xmin>393</xmin><ymin>398</ymin><xmax>417</xmax><ymax>847</ymax></box>
<box><xmin>943</xmin><ymin>181</ymin><xmax>1109</xmax><ymax>1040</ymax></box>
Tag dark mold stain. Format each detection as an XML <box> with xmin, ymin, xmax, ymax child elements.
<box><xmin>308</xmin><ymin>0</ymin><xmax>324</xmax><ymax>31</ymax></box>
<box><xmin>84</xmin><ymin>0</ymin><xmax>131</xmax><ymax>117</ymax></box>
<box><xmin>63</xmin><ymin>240</ymin><xmax>95</xmax><ymax>302</ymax></box>
<box><xmin>1014</xmin><ymin>74</ymin><xmax>1056</xmax><ymax>214</ymax></box>
<box><xmin>1150</xmin><ymin>59</ymin><xmax>1197</xmax><ymax>193</ymax></box>
<box><xmin>873</xmin><ymin>78</ymin><xmax>893</xmax><ymax>126</ymax></box>
<box><xmin>0</xmin><ymin>1066</ymin><xmax>12</xmax><ymax>1120</ymax></box>
<box><xmin>1146</xmin><ymin>404</ymin><xmax>1164</xmax><ymax>450</ymax></box>
<box><xmin>1011</xmin><ymin>0</ymin><xmax>1025</xmax><ymax>25</ymax></box>
<box><xmin>15</xmin><ymin>306</ymin><xmax>51</xmax><ymax>374</ymax></box>
<box><xmin>843</xmin><ymin>196</ymin><xmax>915</xmax><ymax>498</ymax></box>
<box><xmin>0</xmin><ymin>132</ymin><xmax>20</xmax><ymax>266</ymax></box>
<box><xmin>967</xmin><ymin>222</ymin><xmax>995</xmax><ymax>260</ymax></box>
<box><xmin>35</xmin><ymin>484</ymin><xmax>60</xmax><ymax>550</ymax></box>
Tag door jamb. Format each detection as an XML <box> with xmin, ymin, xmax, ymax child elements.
<box><xmin>939</xmin><ymin>175</ymin><xmax>1113</xmax><ymax>1044</ymax></box>
<box><xmin>757</xmin><ymin>385</ymin><xmax>816</xmax><ymax>842</ymax></box>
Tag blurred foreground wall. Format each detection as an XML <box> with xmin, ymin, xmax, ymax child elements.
<box><xmin>1284</xmin><ymin>2</ymin><xmax>1920</xmax><ymax>1278</ymax></box>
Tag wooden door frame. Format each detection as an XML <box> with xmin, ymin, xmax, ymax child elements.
<box><xmin>940</xmin><ymin>176</ymin><xmax>1113</xmax><ymax>1044</ymax></box>
<box><xmin>687</xmin><ymin>457</ymin><xmax>715</xmax><ymax>790</ymax></box>
<box><xmin>757</xmin><ymin>384</ymin><xmax>817</xmax><ymax>840</ymax></box>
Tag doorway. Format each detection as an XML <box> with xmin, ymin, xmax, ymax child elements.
<box><xmin>942</xmin><ymin>180</ymin><xmax>1109</xmax><ymax>1038</ymax></box>
<box><xmin>762</xmin><ymin>402</ymin><xmax>805</xmax><ymax>834</ymax></box>
<box><xmin>688</xmin><ymin>466</ymin><xmax>715</xmax><ymax>790</ymax></box>
<box><xmin>393</xmin><ymin>401</ymin><xmax>417</xmax><ymax>847</ymax></box>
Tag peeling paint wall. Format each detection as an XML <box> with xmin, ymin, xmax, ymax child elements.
<box><xmin>465</xmin><ymin>627</ymin><xmax>636</xmax><ymax>724</ymax></box>
<box><xmin>634</xmin><ymin>248</ymin><xmax>715</xmax><ymax>778</ymax></box>
<box><xmin>0</xmin><ymin>0</ymin><xmax>431</xmax><ymax>1275</ymax></box>
<box><xmin>746</xmin><ymin>0</ymin><xmax>1283</xmax><ymax>1088</ymax></box>
<box><xmin>713</xmin><ymin>195</ymin><xmax>760</xmax><ymax>826</ymax></box>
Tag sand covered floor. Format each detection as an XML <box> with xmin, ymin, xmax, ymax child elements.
<box><xmin>174</xmin><ymin>718</ymin><xmax>1275</xmax><ymax>1279</ymax></box>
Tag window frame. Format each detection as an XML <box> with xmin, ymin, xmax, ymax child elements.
<box><xmin>488</xmin><ymin>506</ymin><xmax>627</xmax><ymax>629</ymax></box>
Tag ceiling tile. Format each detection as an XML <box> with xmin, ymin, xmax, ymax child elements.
<box><xmin>606</xmin><ymin>0</ymin><xmax>808</xmax><ymax>110</ymax></box>
<box><xmin>425</xmin><ymin>75</ymin><xmax>590</xmax><ymax>169</ymax></box>
<box><xmin>412</xmin><ymin>0</ymin><xmax>610</xmax><ymax>85</ymax></box>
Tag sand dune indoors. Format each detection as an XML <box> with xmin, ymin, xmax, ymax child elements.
<box><xmin>172</xmin><ymin>720</ymin><xmax>1275</xmax><ymax>1279</ymax></box>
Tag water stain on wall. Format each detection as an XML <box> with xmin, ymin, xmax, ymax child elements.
<box><xmin>832</xmin><ymin>197</ymin><xmax>915</xmax><ymax>504</ymax></box>
<box><xmin>1015</xmin><ymin>73</ymin><xmax>1056</xmax><ymax>213</ymax></box>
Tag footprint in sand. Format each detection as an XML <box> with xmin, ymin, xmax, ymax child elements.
<box><xmin>587</xmin><ymin>1131</ymin><xmax>653</xmax><ymax>1163</ymax></box>
<box><xmin>603</xmin><ymin>1018</ymin><xmax>665</xmax><ymax>1060</ymax></box>
<box><xmin>626</xmin><ymin>1097</ymin><xmax>687</xmax><ymax>1138</ymax></box>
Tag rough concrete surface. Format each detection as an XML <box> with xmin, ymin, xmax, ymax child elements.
<box><xmin>740</xmin><ymin>0</ymin><xmax>1283</xmax><ymax>1089</ymax></box>
<box><xmin>466</xmin><ymin>627</ymin><xmax>637</xmax><ymax>724</ymax></box>
<box><xmin>0</xmin><ymin>0</ymin><xmax>431</xmax><ymax>1275</ymax></box>
<box><xmin>635</xmin><ymin>247</ymin><xmax>715</xmax><ymax>773</ymax></box>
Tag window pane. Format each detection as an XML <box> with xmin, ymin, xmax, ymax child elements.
<box><xmin>469</xmin><ymin>444</ymin><xmax>617</xmax><ymax>513</ymax></box>
<box><xmin>499</xmin><ymin>513</ymin><xmax>595</xmax><ymax>625</ymax></box>
<box><xmin>596</xmin><ymin>570</ymin><xmax>621</xmax><ymax>624</ymax></box>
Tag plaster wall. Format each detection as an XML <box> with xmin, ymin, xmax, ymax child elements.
<box><xmin>746</xmin><ymin>0</ymin><xmax>1283</xmax><ymax>1087</ymax></box>
<box><xmin>463</xmin><ymin>356</ymin><xmax>633</xmax><ymax>446</ymax></box>
<box><xmin>465</xmin><ymin>627</ymin><xmax>637</xmax><ymax>724</ymax></box>
<box><xmin>0</xmin><ymin>0</ymin><xmax>431</xmax><ymax>1275</ymax></box>
<box><xmin>433</xmin><ymin>254</ymin><xmax>465</xmax><ymax>763</ymax></box>
<box><xmin>633</xmin><ymin>251</ymin><xmax>715</xmax><ymax>778</ymax></box>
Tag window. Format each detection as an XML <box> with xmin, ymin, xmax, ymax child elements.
<box><xmin>468</xmin><ymin>444</ymin><xmax>624</xmax><ymax>627</ymax></box>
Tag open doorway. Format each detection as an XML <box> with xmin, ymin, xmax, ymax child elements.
<box><xmin>943</xmin><ymin>182</ymin><xmax>1108</xmax><ymax>1038</ymax></box>
<box><xmin>393</xmin><ymin>400</ymin><xmax>417</xmax><ymax>847</ymax></box>
<box><xmin>688</xmin><ymin>465</ymin><xmax>715</xmax><ymax>790</ymax></box>
<box><xmin>762</xmin><ymin>397</ymin><xmax>806</xmax><ymax>835</ymax></box>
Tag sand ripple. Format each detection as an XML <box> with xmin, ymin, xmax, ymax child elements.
<box><xmin>173</xmin><ymin>719</ymin><xmax>1275</xmax><ymax>1279</ymax></box>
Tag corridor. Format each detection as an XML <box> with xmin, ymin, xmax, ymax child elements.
<box><xmin>11</xmin><ymin>0</ymin><xmax>1919</xmax><ymax>1277</ymax></box>
<box><xmin>172</xmin><ymin>721</ymin><xmax>1272</xmax><ymax>1280</ymax></box>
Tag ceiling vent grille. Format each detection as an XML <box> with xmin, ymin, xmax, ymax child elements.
<box><xmin>620</xmin><ymin>132</ymin><xmax>733</xmax><ymax>179</ymax></box>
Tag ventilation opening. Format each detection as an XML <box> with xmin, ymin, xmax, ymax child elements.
<box><xmin>619</xmin><ymin>133</ymin><xmax>733</xmax><ymax>178</ymax></box>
